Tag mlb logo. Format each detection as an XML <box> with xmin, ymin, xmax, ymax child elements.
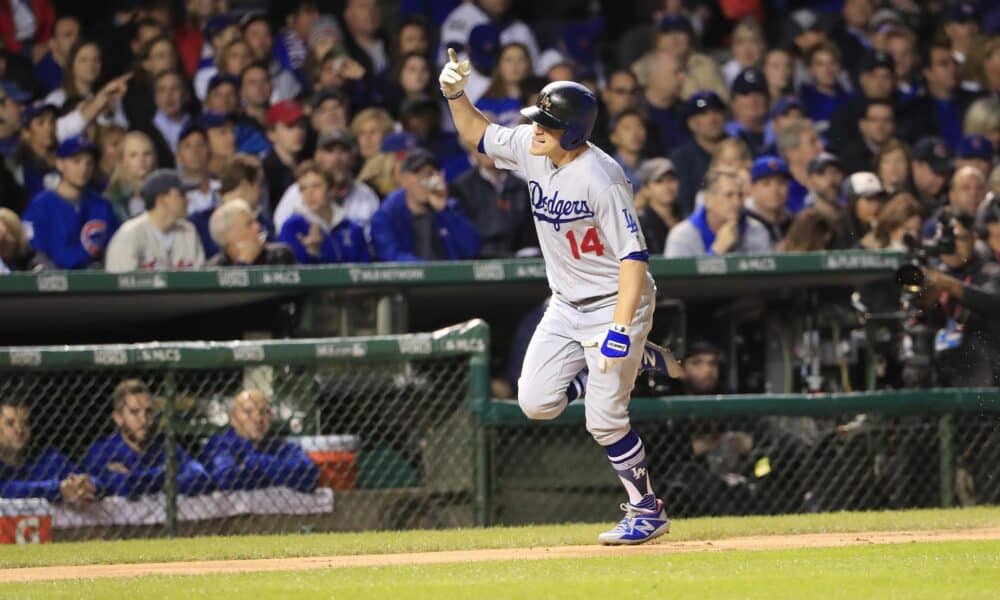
<box><xmin>0</xmin><ymin>514</ymin><xmax>52</xmax><ymax>544</ymax></box>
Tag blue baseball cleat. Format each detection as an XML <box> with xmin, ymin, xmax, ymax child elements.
<box><xmin>640</xmin><ymin>341</ymin><xmax>684</xmax><ymax>379</ymax></box>
<box><xmin>598</xmin><ymin>498</ymin><xmax>671</xmax><ymax>545</ymax></box>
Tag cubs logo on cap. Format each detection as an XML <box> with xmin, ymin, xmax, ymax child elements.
<box><xmin>750</xmin><ymin>155</ymin><xmax>789</xmax><ymax>182</ymax></box>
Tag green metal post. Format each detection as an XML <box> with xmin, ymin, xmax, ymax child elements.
<box><xmin>162</xmin><ymin>372</ymin><xmax>178</xmax><ymax>536</ymax></box>
<box><xmin>938</xmin><ymin>413</ymin><xmax>954</xmax><ymax>508</ymax></box>
<box><xmin>467</xmin><ymin>324</ymin><xmax>492</xmax><ymax>527</ymax></box>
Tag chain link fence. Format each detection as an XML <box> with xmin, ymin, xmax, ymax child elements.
<box><xmin>1</xmin><ymin>321</ymin><xmax>997</xmax><ymax>544</ymax></box>
<box><xmin>0</xmin><ymin>321</ymin><xmax>490</xmax><ymax>543</ymax></box>
<box><xmin>480</xmin><ymin>391</ymin><xmax>1000</xmax><ymax>526</ymax></box>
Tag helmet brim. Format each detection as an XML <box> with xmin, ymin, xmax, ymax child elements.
<box><xmin>520</xmin><ymin>106</ymin><xmax>567</xmax><ymax>131</ymax></box>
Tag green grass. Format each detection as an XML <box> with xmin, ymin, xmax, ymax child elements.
<box><xmin>1</xmin><ymin>506</ymin><xmax>998</xmax><ymax>569</ymax></box>
<box><xmin>5</xmin><ymin>540</ymin><xmax>1000</xmax><ymax>599</ymax></box>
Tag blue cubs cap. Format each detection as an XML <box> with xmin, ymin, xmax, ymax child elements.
<box><xmin>198</xmin><ymin>111</ymin><xmax>236</xmax><ymax>129</ymax></box>
<box><xmin>22</xmin><ymin>102</ymin><xmax>57</xmax><ymax>126</ymax></box>
<box><xmin>685</xmin><ymin>90</ymin><xmax>725</xmax><ymax>118</ymax></box>
<box><xmin>947</xmin><ymin>2</ymin><xmax>978</xmax><ymax>23</ymax></box>
<box><xmin>380</xmin><ymin>131</ymin><xmax>419</xmax><ymax>154</ymax></box>
<box><xmin>0</xmin><ymin>80</ymin><xmax>31</xmax><ymax>103</ymax></box>
<box><xmin>913</xmin><ymin>136</ymin><xmax>953</xmax><ymax>174</ymax></box>
<box><xmin>204</xmin><ymin>14</ymin><xmax>237</xmax><ymax>40</ymax></box>
<box><xmin>55</xmin><ymin>135</ymin><xmax>98</xmax><ymax>158</ymax></box>
<box><xmin>563</xmin><ymin>18</ymin><xmax>603</xmax><ymax>65</ymax></box>
<box><xmin>207</xmin><ymin>73</ymin><xmax>239</xmax><ymax>94</ymax></box>
<box><xmin>178</xmin><ymin>120</ymin><xmax>206</xmax><ymax>143</ymax></box>
<box><xmin>750</xmin><ymin>155</ymin><xmax>790</xmax><ymax>182</ymax></box>
<box><xmin>468</xmin><ymin>23</ymin><xmax>500</xmax><ymax>74</ymax></box>
<box><xmin>140</xmin><ymin>169</ymin><xmax>199</xmax><ymax>206</ymax></box>
<box><xmin>731</xmin><ymin>68</ymin><xmax>767</xmax><ymax>96</ymax></box>
<box><xmin>658</xmin><ymin>14</ymin><xmax>694</xmax><ymax>36</ymax></box>
<box><xmin>399</xmin><ymin>147</ymin><xmax>439</xmax><ymax>173</ymax></box>
<box><xmin>859</xmin><ymin>51</ymin><xmax>895</xmax><ymax>74</ymax></box>
<box><xmin>957</xmin><ymin>135</ymin><xmax>994</xmax><ymax>160</ymax></box>
<box><xmin>771</xmin><ymin>96</ymin><xmax>802</xmax><ymax>119</ymax></box>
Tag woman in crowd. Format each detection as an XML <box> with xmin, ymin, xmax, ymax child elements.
<box><xmin>609</xmin><ymin>109</ymin><xmax>648</xmax><ymax>191</ymax></box>
<box><xmin>869</xmin><ymin>192</ymin><xmax>924</xmax><ymax>250</ymax></box>
<box><xmin>763</xmin><ymin>47</ymin><xmax>795</xmax><ymax>108</ymax></box>
<box><xmin>475</xmin><ymin>43</ymin><xmax>536</xmax><ymax>128</ymax></box>
<box><xmin>722</xmin><ymin>21</ymin><xmax>766</xmax><ymax>87</ymax></box>
<box><xmin>875</xmin><ymin>139</ymin><xmax>914</xmax><ymax>196</ymax></box>
<box><xmin>94</xmin><ymin>123</ymin><xmax>126</xmax><ymax>189</ymax></box>
<box><xmin>45</xmin><ymin>40</ymin><xmax>129</xmax><ymax>132</ymax></box>
<box><xmin>351</xmin><ymin>106</ymin><xmax>395</xmax><ymax>163</ymax></box>
<box><xmin>386</xmin><ymin>52</ymin><xmax>435</xmax><ymax>117</ymax></box>
<box><xmin>777</xmin><ymin>208</ymin><xmax>835</xmax><ymax>252</ymax></box>
<box><xmin>278</xmin><ymin>160</ymin><xmax>370</xmax><ymax>264</ymax></box>
<box><xmin>123</xmin><ymin>35</ymin><xmax>183</xmax><ymax>129</ymax></box>
<box><xmin>105</xmin><ymin>131</ymin><xmax>157</xmax><ymax>221</ymax></box>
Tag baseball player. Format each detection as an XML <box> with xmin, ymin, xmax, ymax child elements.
<box><xmin>441</xmin><ymin>50</ymin><xmax>682</xmax><ymax>545</ymax></box>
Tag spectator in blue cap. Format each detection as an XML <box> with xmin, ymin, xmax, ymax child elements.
<box><xmin>458</xmin><ymin>22</ymin><xmax>502</xmax><ymax>105</ymax></box>
<box><xmin>200</xmin><ymin>112</ymin><xmax>237</xmax><ymax>177</ymax></box>
<box><xmin>726</xmin><ymin>68</ymin><xmax>769</xmax><ymax>157</ymax></box>
<box><xmin>21</xmin><ymin>136</ymin><xmax>119</xmax><ymax>269</ymax></box>
<box><xmin>0</xmin><ymin>81</ymin><xmax>31</xmax><ymax>159</ymax></box>
<box><xmin>956</xmin><ymin>135</ymin><xmax>995</xmax><ymax>179</ymax></box>
<box><xmin>370</xmin><ymin>147</ymin><xmax>481</xmax><ymax>261</ymax></box>
<box><xmin>203</xmin><ymin>74</ymin><xmax>240</xmax><ymax>116</ymax></box>
<box><xmin>438</xmin><ymin>0</ymin><xmax>540</xmax><ymax>79</ymax></box>
<box><xmin>745</xmin><ymin>155</ymin><xmax>792</xmax><ymax>247</ymax></box>
<box><xmin>761</xmin><ymin>96</ymin><xmax>803</xmax><ymax>157</ymax></box>
<box><xmin>194</xmin><ymin>14</ymin><xmax>240</xmax><ymax>100</ymax></box>
<box><xmin>14</xmin><ymin>103</ymin><xmax>58</xmax><ymax>199</ymax></box>
<box><xmin>669</xmin><ymin>90</ymin><xmax>727</xmax><ymax>216</ymax></box>
<box><xmin>943</xmin><ymin>1</ymin><xmax>982</xmax><ymax>87</ymax></box>
<box><xmin>561</xmin><ymin>18</ymin><xmax>603</xmax><ymax>83</ymax></box>
<box><xmin>912</xmin><ymin>136</ymin><xmax>953</xmax><ymax>211</ymax></box>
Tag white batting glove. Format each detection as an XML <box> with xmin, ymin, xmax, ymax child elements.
<box><xmin>439</xmin><ymin>48</ymin><xmax>472</xmax><ymax>98</ymax></box>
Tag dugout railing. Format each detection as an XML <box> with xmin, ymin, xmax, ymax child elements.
<box><xmin>0</xmin><ymin>322</ymin><xmax>997</xmax><ymax>543</ymax></box>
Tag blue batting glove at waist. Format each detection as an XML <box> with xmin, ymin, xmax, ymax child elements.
<box><xmin>601</xmin><ymin>324</ymin><xmax>630</xmax><ymax>358</ymax></box>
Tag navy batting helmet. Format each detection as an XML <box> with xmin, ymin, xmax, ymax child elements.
<box><xmin>520</xmin><ymin>81</ymin><xmax>597</xmax><ymax>151</ymax></box>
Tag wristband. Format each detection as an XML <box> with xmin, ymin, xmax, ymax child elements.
<box><xmin>442</xmin><ymin>89</ymin><xmax>465</xmax><ymax>100</ymax></box>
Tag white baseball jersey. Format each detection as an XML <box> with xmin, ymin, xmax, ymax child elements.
<box><xmin>482</xmin><ymin>123</ymin><xmax>654</xmax><ymax>305</ymax></box>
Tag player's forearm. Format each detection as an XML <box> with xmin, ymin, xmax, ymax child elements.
<box><xmin>612</xmin><ymin>259</ymin><xmax>647</xmax><ymax>326</ymax></box>
<box><xmin>447</xmin><ymin>94</ymin><xmax>490</xmax><ymax>151</ymax></box>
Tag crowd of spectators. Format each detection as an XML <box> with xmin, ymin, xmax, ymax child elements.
<box><xmin>0</xmin><ymin>380</ymin><xmax>318</xmax><ymax>502</ymax></box>
<box><xmin>0</xmin><ymin>0</ymin><xmax>996</xmax><ymax>275</ymax></box>
<box><xmin>1</xmin><ymin>1</ymin><xmax>998</xmax><ymax>363</ymax></box>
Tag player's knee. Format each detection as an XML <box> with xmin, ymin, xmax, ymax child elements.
<box><xmin>517</xmin><ymin>386</ymin><xmax>564</xmax><ymax>421</ymax></box>
<box><xmin>587</xmin><ymin>420</ymin><xmax>630</xmax><ymax>446</ymax></box>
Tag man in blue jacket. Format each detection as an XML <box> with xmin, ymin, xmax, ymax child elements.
<box><xmin>83</xmin><ymin>379</ymin><xmax>212</xmax><ymax>498</ymax></box>
<box><xmin>0</xmin><ymin>397</ymin><xmax>96</xmax><ymax>505</ymax></box>
<box><xmin>371</xmin><ymin>148</ymin><xmax>481</xmax><ymax>261</ymax></box>
<box><xmin>199</xmin><ymin>389</ymin><xmax>318</xmax><ymax>493</ymax></box>
<box><xmin>21</xmin><ymin>136</ymin><xmax>119</xmax><ymax>269</ymax></box>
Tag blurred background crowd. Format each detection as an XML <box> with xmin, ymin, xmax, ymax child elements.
<box><xmin>0</xmin><ymin>0</ymin><xmax>996</xmax><ymax>273</ymax></box>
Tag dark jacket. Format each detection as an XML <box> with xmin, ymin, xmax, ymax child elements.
<box><xmin>370</xmin><ymin>188</ymin><xmax>481</xmax><ymax>261</ymax></box>
<box><xmin>669</xmin><ymin>139</ymin><xmax>713</xmax><ymax>218</ymax></box>
<box><xmin>207</xmin><ymin>242</ymin><xmax>296</xmax><ymax>267</ymax></box>
<box><xmin>450</xmin><ymin>168</ymin><xmax>537</xmax><ymax>258</ymax></box>
<box><xmin>199</xmin><ymin>427</ymin><xmax>319</xmax><ymax>493</ymax></box>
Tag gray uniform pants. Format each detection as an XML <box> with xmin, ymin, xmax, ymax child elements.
<box><xmin>517</xmin><ymin>291</ymin><xmax>655</xmax><ymax>446</ymax></box>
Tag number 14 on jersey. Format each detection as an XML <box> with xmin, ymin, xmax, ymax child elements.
<box><xmin>566</xmin><ymin>227</ymin><xmax>605</xmax><ymax>259</ymax></box>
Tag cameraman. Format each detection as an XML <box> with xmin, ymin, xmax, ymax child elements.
<box><xmin>920</xmin><ymin>208</ymin><xmax>1000</xmax><ymax>386</ymax></box>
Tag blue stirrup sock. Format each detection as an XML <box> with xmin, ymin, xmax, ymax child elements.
<box><xmin>565</xmin><ymin>370</ymin><xmax>587</xmax><ymax>404</ymax></box>
<box><xmin>604</xmin><ymin>429</ymin><xmax>656</xmax><ymax>509</ymax></box>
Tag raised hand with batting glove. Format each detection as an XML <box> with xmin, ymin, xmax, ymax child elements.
<box><xmin>439</xmin><ymin>48</ymin><xmax>472</xmax><ymax>99</ymax></box>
